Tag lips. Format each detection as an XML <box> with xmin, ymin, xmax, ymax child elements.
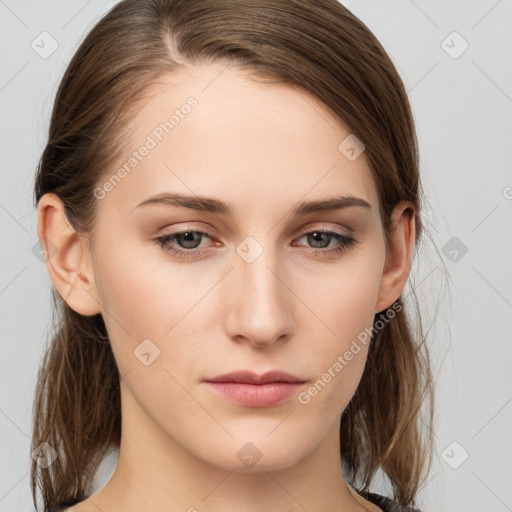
<box><xmin>202</xmin><ymin>371</ymin><xmax>306</xmax><ymax>407</ymax></box>
<box><xmin>204</xmin><ymin>370</ymin><xmax>304</xmax><ymax>385</ymax></box>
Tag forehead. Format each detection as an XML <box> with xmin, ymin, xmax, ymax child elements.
<box><xmin>100</xmin><ymin>63</ymin><xmax>378</xmax><ymax>216</ymax></box>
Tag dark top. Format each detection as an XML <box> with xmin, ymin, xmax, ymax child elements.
<box><xmin>49</xmin><ymin>490</ymin><xmax>421</xmax><ymax>511</ymax></box>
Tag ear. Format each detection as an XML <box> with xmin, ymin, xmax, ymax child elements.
<box><xmin>37</xmin><ymin>193</ymin><xmax>101</xmax><ymax>316</ymax></box>
<box><xmin>375</xmin><ymin>200</ymin><xmax>416</xmax><ymax>314</ymax></box>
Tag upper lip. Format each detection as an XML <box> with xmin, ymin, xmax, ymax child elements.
<box><xmin>203</xmin><ymin>370</ymin><xmax>305</xmax><ymax>384</ymax></box>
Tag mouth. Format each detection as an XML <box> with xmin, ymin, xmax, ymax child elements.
<box><xmin>202</xmin><ymin>370</ymin><xmax>306</xmax><ymax>407</ymax></box>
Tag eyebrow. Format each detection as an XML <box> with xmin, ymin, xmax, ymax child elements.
<box><xmin>134</xmin><ymin>193</ymin><xmax>371</xmax><ymax>215</ymax></box>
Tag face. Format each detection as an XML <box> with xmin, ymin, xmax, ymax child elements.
<box><xmin>86</xmin><ymin>63</ymin><xmax>389</xmax><ymax>472</ymax></box>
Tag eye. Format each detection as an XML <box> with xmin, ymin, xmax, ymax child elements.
<box><xmin>156</xmin><ymin>229</ymin><xmax>214</xmax><ymax>259</ymax></box>
<box><xmin>156</xmin><ymin>227</ymin><xmax>357</xmax><ymax>260</ymax></box>
<box><xmin>293</xmin><ymin>229</ymin><xmax>357</xmax><ymax>257</ymax></box>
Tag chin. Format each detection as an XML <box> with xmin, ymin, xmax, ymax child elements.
<box><xmin>197</xmin><ymin>434</ymin><xmax>315</xmax><ymax>473</ymax></box>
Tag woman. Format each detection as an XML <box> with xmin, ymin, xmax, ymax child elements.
<box><xmin>31</xmin><ymin>1</ymin><xmax>434</xmax><ymax>511</ymax></box>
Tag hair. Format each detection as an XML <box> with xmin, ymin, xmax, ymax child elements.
<box><xmin>31</xmin><ymin>1</ymin><xmax>435</xmax><ymax>510</ymax></box>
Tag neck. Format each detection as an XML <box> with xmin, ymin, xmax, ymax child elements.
<box><xmin>89</xmin><ymin>388</ymin><xmax>370</xmax><ymax>512</ymax></box>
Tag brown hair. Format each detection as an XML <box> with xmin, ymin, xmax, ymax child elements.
<box><xmin>32</xmin><ymin>0</ymin><xmax>434</xmax><ymax>510</ymax></box>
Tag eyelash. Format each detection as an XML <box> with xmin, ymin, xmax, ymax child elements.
<box><xmin>156</xmin><ymin>227</ymin><xmax>357</xmax><ymax>260</ymax></box>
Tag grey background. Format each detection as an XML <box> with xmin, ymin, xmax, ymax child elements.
<box><xmin>1</xmin><ymin>1</ymin><xmax>511</xmax><ymax>511</ymax></box>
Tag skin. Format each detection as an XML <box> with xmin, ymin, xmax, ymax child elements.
<box><xmin>38</xmin><ymin>63</ymin><xmax>415</xmax><ymax>512</ymax></box>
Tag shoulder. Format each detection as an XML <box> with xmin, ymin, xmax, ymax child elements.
<box><xmin>359</xmin><ymin>490</ymin><xmax>423</xmax><ymax>512</ymax></box>
<box><xmin>49</xmin><ymin>491</ymin><xmax>422</xmax><ymax>512</ymax></box>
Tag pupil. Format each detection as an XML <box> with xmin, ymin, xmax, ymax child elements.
<box><xmin>179</xmin><ymin>232</ymin><xmax>200</xmax><ymax>248</ymax></box>
<box><xmin>309</xmin><ymin>231</ymin><xmax>330</xmax><ymax>248</ymax></box>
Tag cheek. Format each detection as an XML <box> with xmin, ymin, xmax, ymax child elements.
<box><xmin>95</xmin><ymin>249</ymin><xmax>156</xmax><ymax>331</ymax></box>
<box><xmin>297</xmin><ymin>250</ymin><xmax>383</xmax><ymax>407</ymax></box>
<box><xmin>92</xmin><ymin>230</ymin><xmax>218</xmax><ymax>379</ymax></box>
<box><xmin>309</xmin><ymin>246</ymin><xmax>383</xmax><ymax>341</ymax></box>
<box><xmin>91</xmin><ymin>233</ymin><xmax>173</xmax><ymax>363</ymax></box>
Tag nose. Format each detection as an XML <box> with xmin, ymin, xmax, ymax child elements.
<box><xmin>224</xmin><ymin>245</ymin><xmax>293</xmax><ymax>350</ymax></box>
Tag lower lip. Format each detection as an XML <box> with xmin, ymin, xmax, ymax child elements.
<box><xmin>203</xmin><ymin>382</ymin><xmax>304</xmax><ymax>407</ymax></box>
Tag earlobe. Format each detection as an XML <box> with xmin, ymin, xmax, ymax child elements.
<box><xmin>37</xmin><ymin>193</ymin><xmax>101</xmax><ymax>316</ymax></box>
<box><xmin>375</xmin><ymin>201</ymin><xmax>415</xmax><ymax>314</ymax></box>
